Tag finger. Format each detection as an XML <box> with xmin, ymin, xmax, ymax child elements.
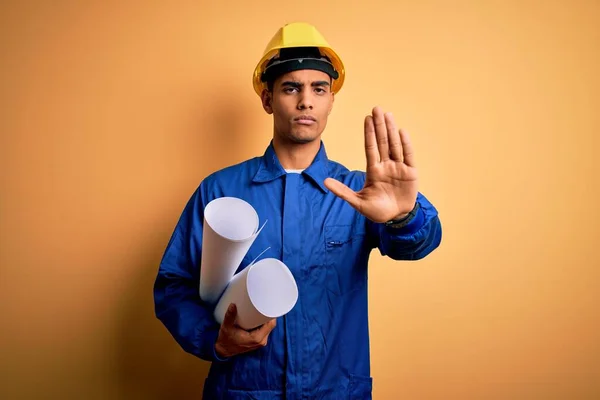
<box><xmin>385</xmin><ymin>112</ymin><xmax>403</xmax><ymax>162</ymax></box>
<box><xmin>222</xmin><ymin>303</ymin><xmax>237</xmax><ymax>327</ymax></box>
<box><xmin>364</xmin><ymin>115</ymin><xmax>378</xmax><ymax>166</ymax></box>
<box><xmin>250</xmin><ymin>318</ymin><xmax>277</xmax><ymax>343</ymax></box>
<box><xmin>399</xmin><ymin>129</ymin><xmax>416</xmax><ymax>167</ymax></box>
<box><xmin>323</xmin><ymin>178</ymin><xmax>362</xmax><ymax>210</ymax></box>
<box><xmin>372</xmin><ymin>106</ymin><xmax>389</xmax><ymax>162</ymax></box>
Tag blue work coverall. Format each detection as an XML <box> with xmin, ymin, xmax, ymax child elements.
<box><xmin>154</xmin><ymin>141</ymin><xmax>442</xmax><ymax>399</ymax></box>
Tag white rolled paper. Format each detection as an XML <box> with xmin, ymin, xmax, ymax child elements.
<box><xmin>214</xmin><ymin>258</ymin><xmax>299</xmax><ymax>330</ymax></box>
<box><xmin>199</xmin><ymin>197</ymin><xmax>265</xmax><ymax>304</ymax></box>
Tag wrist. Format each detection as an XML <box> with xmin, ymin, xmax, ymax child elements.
<box><xmin>391</xmin><ymin>212</ymin><xmax>409</xmax><ymax>220</ymax></box>
<box><xmin>214</xmin><ymin>340</ymin><xmax>231</xmax><ymax>361</ymax></box>
<box><xmin>385</xmin><ymin>202</ymin><xmax>419</xmax><ymax>228</ymax></box>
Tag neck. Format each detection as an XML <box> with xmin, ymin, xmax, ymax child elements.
<box><xmin>272</xmin><ymin>136</ymin><xmax>321</xmax><ymax>169</ymax></box>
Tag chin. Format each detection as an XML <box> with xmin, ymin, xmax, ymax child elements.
<box><xmin>288</xmin><ymin>127</ymin><xmax>322</xmax><ymax>144</ymax></box>
<box><xmin>274</xmin><ymin>125</ymin><xmax>322</xmax><ymax>145</ymax></box>
<box><xmin>288</xmin><ymin>134</ymin><xmax>319</xmax><ymax>144</ymax></box>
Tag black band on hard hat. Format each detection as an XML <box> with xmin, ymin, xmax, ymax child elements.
<box><xmin>261</xmin><ymin>47</ymin><xmax>339</xmax><ymax>83</ymax></box>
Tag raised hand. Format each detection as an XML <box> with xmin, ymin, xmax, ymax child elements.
<box><xmin>324</xmin><ymin>106</ymin><xmax>418</xmax><ymax>223</ymax></box>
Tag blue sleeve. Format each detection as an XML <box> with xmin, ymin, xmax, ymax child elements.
<box><xmin>368</xmin><ymin>192</ymin><xmax>442</xmax><ymax>260</ymax></box>
<box><xmin>153</xmin><ymin>183</ymin><xmax>229</xmax><ymax>362</ymax></box>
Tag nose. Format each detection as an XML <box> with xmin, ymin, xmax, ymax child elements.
<box><xmin>297</xmin><ymin>88</ymin><xmax>313</xmax><ymax>110</ymax></box>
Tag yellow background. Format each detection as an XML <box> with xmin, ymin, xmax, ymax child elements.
<box><xmin>1</xmin><ymin>1</ymin><xmax>599</xmax><ymax>399</ymax></box>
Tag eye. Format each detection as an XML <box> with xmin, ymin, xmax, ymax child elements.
<box><xmin>314</xmin><ymin>87</ymin><xmax>326</xmax><ymax>94</ymax></box>
<box><xmin>283</xmin><ymin>87</ymin><xmax>299</xmax><ymax>93</ymax></box>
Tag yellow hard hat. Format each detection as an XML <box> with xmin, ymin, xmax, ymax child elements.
<box><xmin>252</xmin><ymin>22</ymin><xmax>345</xmax><ymax>96</ymax></box>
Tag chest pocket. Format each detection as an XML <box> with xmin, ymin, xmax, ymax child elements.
<box><xmin>324</xmin><ymin>224</ymin><xmax>368</xmax><ymax>296</ymax></box>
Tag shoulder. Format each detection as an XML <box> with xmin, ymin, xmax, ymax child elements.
<box><xmin>173</xmin><ymin>156</ymin><xmax>262</xmax><ymax>231</ymax></box>
<box><xmin>198</xmin><ymin>156</ymin><xmax>261</xmax><ymax>200</ymax></box>
<box><xmin>203</xmin><ymin>156</ymin><xmax>261</xmax><ymax>184</ymax></box>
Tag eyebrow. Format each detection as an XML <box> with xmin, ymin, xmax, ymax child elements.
<box><xmin>281</xmin><ymin>80</ymin><xmax>331</xmax><ymax>88</ymax></box>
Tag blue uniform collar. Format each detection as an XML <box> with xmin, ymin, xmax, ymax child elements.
<box><xmin>252</xmin><ymin>140</ymin><xmax>330</xmax><ymax>193</ymax></box>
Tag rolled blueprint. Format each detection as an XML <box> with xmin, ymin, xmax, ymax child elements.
<box><xmin>199</xmin><ymin>197</ymin><xmax>265</xmax><ymax>304</ymax></box>
<box><xmin>214</xmin><ymin>258</ymin><xmax>298</xmax><ymax>330</ymax></box>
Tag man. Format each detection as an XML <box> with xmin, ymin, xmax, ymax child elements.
<box><xmin>154</xmin><ymin>22</ymin><xmax>442</xmax><ymax>399</ymax></box>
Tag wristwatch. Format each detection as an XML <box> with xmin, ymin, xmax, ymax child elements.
<box><xmin>384</xmin><ymin>202</ymin><xmax>420</xmax><ymax>229</ymax></box>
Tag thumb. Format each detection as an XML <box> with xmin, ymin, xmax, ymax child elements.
<box><xmin>324</xmin><ymin>178</ymin><xmax>361</xmax><ymax>209</ymax></box>
<box><xmin>222</xmin><ymin>303</ymin><xmax>237</xmax><ymax>326</ymax></box>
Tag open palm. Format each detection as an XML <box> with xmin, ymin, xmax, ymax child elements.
<box><xmin>324</xmin><ymin>106</ymin><xmax>418</xmax><ymax>223</ymax></box>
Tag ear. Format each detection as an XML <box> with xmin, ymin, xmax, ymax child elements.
<box><xmin>261</xmin><ymin>89</ymin><xmax>273</xmax><ymax>114</ymax></box>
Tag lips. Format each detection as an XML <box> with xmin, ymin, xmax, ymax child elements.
<box><xmin>294</xmin><ymin>115</ymin><xmax>317</xmax><ymax>125</ymax></box>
